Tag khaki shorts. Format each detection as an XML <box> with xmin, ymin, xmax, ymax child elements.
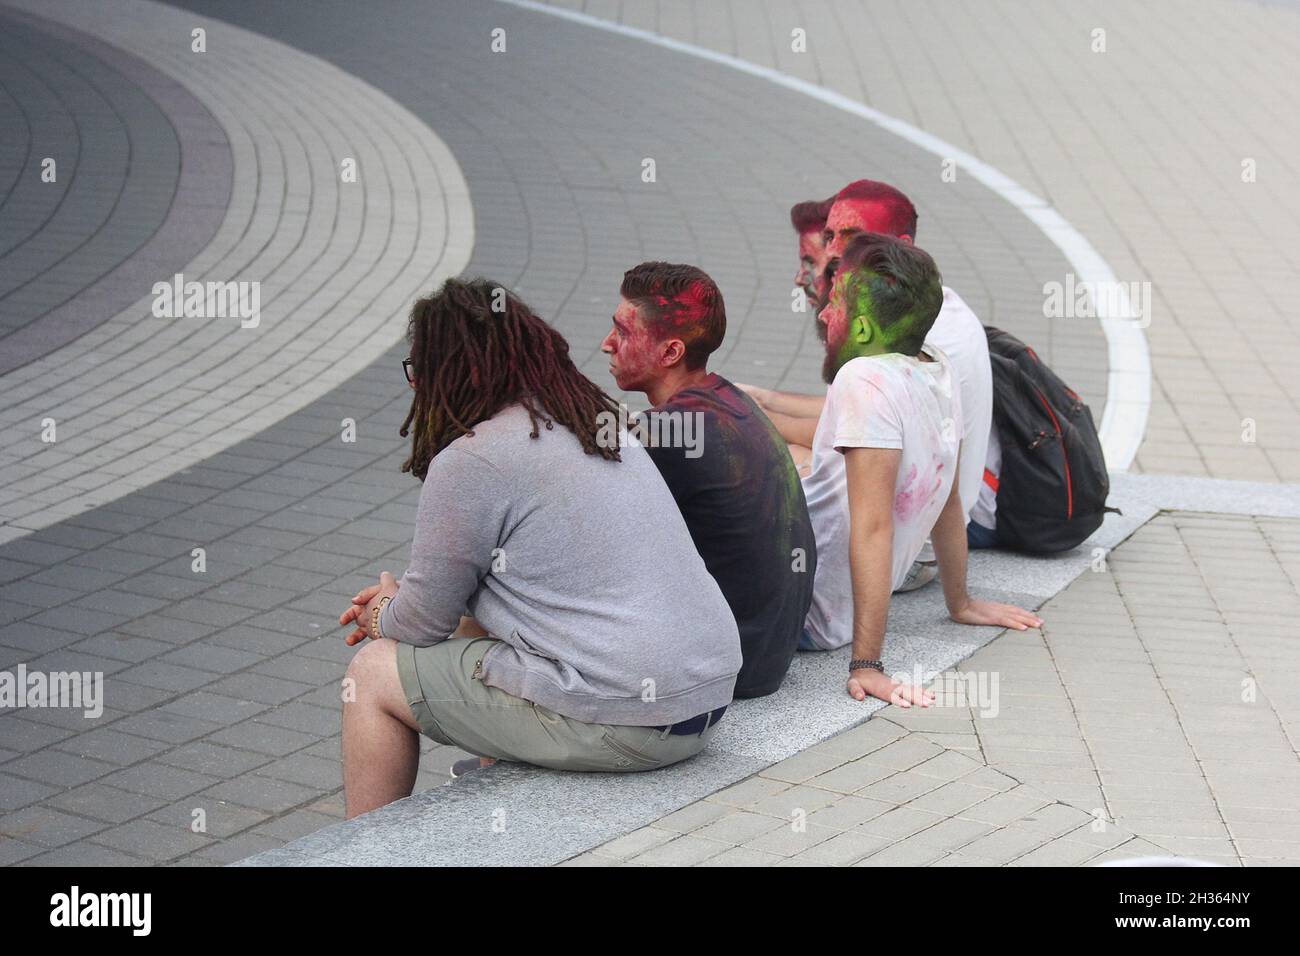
<box><xmin>396</xmin><ymin>637</ymin><xmax>717</xmax><ymax>772</ymax></box>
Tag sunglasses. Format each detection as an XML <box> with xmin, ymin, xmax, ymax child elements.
<box><xmin>402</xmin><ymin>358</ymin><xmax>415</xmax><ymax>383</ymax></box>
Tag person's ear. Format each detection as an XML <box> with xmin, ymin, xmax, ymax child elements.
<box><xmin>661</xmin><ymin>338</ymin><xmax>687</xmax><ymax>368</ymax></box>
<box><xmin>850</xmin><ymin>313</ymin><xmax>874</xmax><ymax>345</ymax></box>
<box><xmin>898</xmin><ymin>233</ymin><xmax>914</xmax><ymax>246</ymax></box>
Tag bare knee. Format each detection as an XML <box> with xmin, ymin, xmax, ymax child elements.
<box><xmin>346</xmin><ymin>635</ymin><xmax>395</xmax><ymax>682</ymax></box>
<box><xmin>344</xmin><ymin>639</ymin><xmax>412</xmax><ymax>723</ymax></box>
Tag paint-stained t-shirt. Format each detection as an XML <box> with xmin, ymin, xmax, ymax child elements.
<box><xmin>802</xmin><ymin>346</ymin><xmax>962</xmax><ymax>650</ymax></box>
<box><xmin>925</xmin><ymin>286</ymin><xmax>992</xmax><ymax>521</ymax></box>
<box><xmin>644</xmin><ymin>374</ymin><xmax>816</xmax><ymax>698</ymax></box>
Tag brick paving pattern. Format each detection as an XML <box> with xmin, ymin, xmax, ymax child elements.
<box><xmin>572</xmin><ymin>513</ymin><xmax>1300</xmax><ymax>866</ymax></box>
<box><xmin>540</xmin><ymin>0</ymin><xmax>1300</xmax><ymax>482</ymax></box>
<box><xmin>1</xmin><ymin>0</ymin><xmax>1297</xmax><ymax>866</ymax></box>
<box><xmin>0</xmin><ymin>0</ymin><xmax>1095</xmax><ymax>864</ymax></box>
<box><xmin>0</xmin><ymin>0</ymin><xmax>472</xmax><ymax>539</ymax></box>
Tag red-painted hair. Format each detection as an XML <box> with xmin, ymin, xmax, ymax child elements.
<box><xmin>834</xmin><ymin>179</ymin><xmax>918</xmax><ymax>238</ymax></box>
<box><xmin>620</xmin><ymin>262</ymin><xmax>726</xmax><ymax>371</ymax></box>
<box><xmin>790</xmin><ymin>197</ymin><xmax>834</xmax><ymax>234</ymax></box>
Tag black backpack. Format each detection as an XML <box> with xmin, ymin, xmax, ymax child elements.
<box><xmin>985</xmin><ymin>326</ymin><xmax>1111</xmax><ymax>553</ymax></box>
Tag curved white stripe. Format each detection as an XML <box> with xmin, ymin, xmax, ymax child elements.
<box><xmin>498</xmin><ymin>0</ymin><xmax>1150</xmax><ymax>471</ymax></box>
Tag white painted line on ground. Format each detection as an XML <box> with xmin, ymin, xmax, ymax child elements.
<box><xmin>1109</xmin><ymin>473</ymin><xmax>1300</xmax><ymax>519</ymax></box>
<box><xmin>499</xmin><ymin>0</ymin><xmax>1151</xmax><ymax>471</ymax></box>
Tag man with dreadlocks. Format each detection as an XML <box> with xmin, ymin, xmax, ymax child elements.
<box><xmin>337</xmin><ymin>278</ymin><xmax>740</xmax><ymax>817</ymax></box>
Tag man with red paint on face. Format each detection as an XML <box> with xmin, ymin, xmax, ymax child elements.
<box><xmin>742</xmin><ymin>179</ymin><xmax>996</xmax><ymax>589</ymax></box>
<box><xmin>748</xmin><ymin>197</ymin><xmax>838</xmax><ymax>474</ymax></box>
<box><xmin>802</xmin><ymin>233</ymin><xmax>1041</xmax><ymax>706</ymax></box>
<box><xmin>792</xmin><ymin>196</ymin><xmax>835</xmax><ymax>311</ymax></box>
<box><xmin>602</xmin><ymin>262</ymin><xmax>817</xmax><ymax>698</ymax></box>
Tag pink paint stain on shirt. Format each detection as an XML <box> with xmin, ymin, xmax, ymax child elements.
<box><xmin>894</xmin><ymin>460</ymin><xmax>944</xmax><ymax>523</ymax></box>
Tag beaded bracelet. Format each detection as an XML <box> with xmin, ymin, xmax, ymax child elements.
<box><xmin>371</xmin><ymin>595</ymin><xmax>392</xmax><ymax>639</ymax></box>
<box><xmin>849</xmin><ymin>659</ymin><xmax>884</xmax><ymax>674</ymax></box>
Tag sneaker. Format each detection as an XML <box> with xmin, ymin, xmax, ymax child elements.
<box><xmin>450</xmin><ymin>757</ymin><xmax>496</xmax><ymax>779</ymax></box>
<box><xmin>895</xmin><ymin>559</ymin><xmax>938</xmax><ymax>593</ymax></box>
<box><xmin>450</xmin><ymin>758</ymin><xmax>483</xmax><ymax>779</ymax></box>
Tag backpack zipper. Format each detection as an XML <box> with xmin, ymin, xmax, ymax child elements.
<box><xmin>1032</xmin><ymin>387</ymin><xmax>1073</xmax><ymax>520</ymax></box>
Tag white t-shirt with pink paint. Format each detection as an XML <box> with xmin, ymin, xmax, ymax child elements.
<box><xmin>926</xmin><ymin>287</ymin><xmax>991</xmax><ymax>521</ymax></box>
<box><xmin>801</xmin><ymin>345</ymin><xmax>962</xmax><ymax>650</ymax></box>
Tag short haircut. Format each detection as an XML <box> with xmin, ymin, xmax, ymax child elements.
<box><xmin>837</xmin><ymin>233</ymin><xmax>943</xmax><ymax>355</ymax></box>
<box><xmin>620</xmin><ymin>262</ymin><xmax>726</xmax><ymax>370</ymax></box>
<box><xmin>834</xmin><ymin>179</ymin><xmax>919</xmax><ymax>239</ymax></box>
<box><xmin>790</xmin><ymin>197</ymin><xmax>834</xmax><ymax>235</ymax></box>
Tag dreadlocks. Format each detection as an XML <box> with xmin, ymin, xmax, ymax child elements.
<box><xmin>399</xmin><ymin>277</ymin><xmax>622</xmax><ymax>480</ymax></box>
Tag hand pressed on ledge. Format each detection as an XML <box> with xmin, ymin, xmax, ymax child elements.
<box><xmin>949</xmin><ymin>596</ymin><xmax>1042</xmax><ymax>631</ymax></box>
<box><xmin>846</xmin><ymin>667</ymin><xmax>935</xmax><ymax>708</ymax></box>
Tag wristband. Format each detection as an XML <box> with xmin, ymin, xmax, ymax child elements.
<box><xmin>849</xmin><ymin>659</ymin><xmax>884</xmax><ymax>674</ymax></box>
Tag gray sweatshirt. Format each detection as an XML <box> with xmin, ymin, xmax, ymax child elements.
<box><xmin>380</xmin><ymin>404</ymin><xmax>741</xmax><ymax>725</ymax></box>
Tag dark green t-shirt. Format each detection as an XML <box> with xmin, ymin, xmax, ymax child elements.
<box><xmin>645</xmin><ymin>374</ymin><xmax>816</xmax><ymax>698</ymax></box>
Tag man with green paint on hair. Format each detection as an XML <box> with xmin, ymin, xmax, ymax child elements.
<box><xmin>799</xmin><ymin>233</ymin><xmax>1042</xmax><ymax>706</ymax></box>
<box><xmin>744</xmin><ymin>179</ymin><xmax>996</xmax><ymax>591</ymax></box>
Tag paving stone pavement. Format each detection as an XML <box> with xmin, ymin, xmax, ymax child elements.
<box><xmin>0</xmin><ymin>0</ymin><xmax>1093</xmax><ymax>866</ymax></box>
<box><xmin>0</xmin><ymin>6</ymin><xmax>231</xmax><ymax>374</ymax></box>
<box><xmin>538</xmin><ymin>0</ymin><xmax>1300</xmax><ymax>482</ymax></box>
<box><xmin>1</xmin><ymin>0</ymin><xmax>1296</xmax><ymax>868</ymax></box>
<box><xmin>0</xmin><ymin>0</ymin><xmax>473</xmax><ymax>540</ymax></box>
<box><xmin>568</xmin><ymin>512</ymin><xmax>1300</xmax><ymax>867</ymax></box>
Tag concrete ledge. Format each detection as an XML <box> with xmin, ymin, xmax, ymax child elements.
<box><xmin>235</xmin><ymin>473</ymin><xmax>1300</xmax><ymax>866</ymax></box>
